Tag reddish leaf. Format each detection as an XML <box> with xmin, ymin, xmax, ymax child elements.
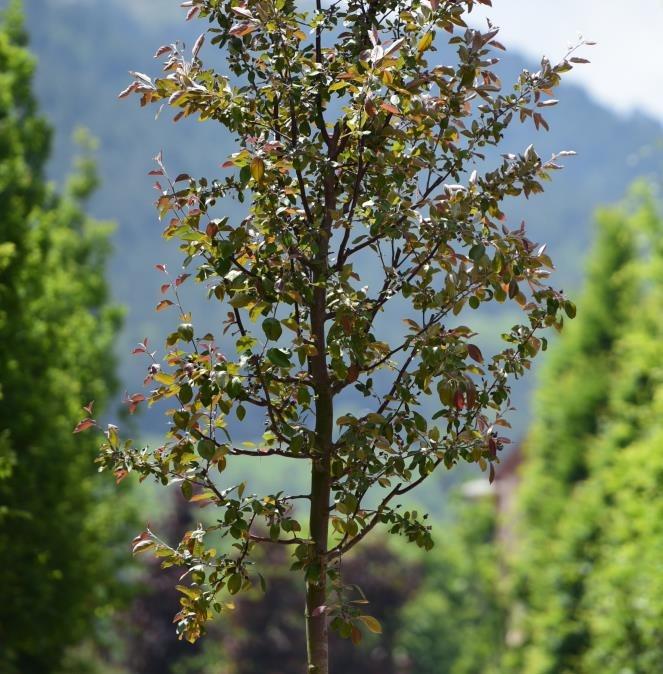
<box><xmin>155</xmin><ymin>264</ymin><xmax>167</xmax><ymax>273</ymax></box>
<box><xmin>74</xmin><ymin>418</ymin><xmax>96</xmax><ymax>434</ymax></box>
<box><xmin>364</xmin><ymin>98</ymin><xmax>377</xmax><ymax>116</ymax></box>
<box><xmin>453</xmin><ymin>390</ymin><xmax>465</xmax><ymax>410</ymax></box>
<box><xmin>380</xmin><ymin>102</ymin><xmax>400</xmax><ymax>115</ymax></box>
<box><xmin>346</xmin><ymin>363</ymin><xmax>360</xmax><ymax>384</ymax></box>
<box><xmin>467</xmin><ymin>344</ymin><xmax>484</xmax><ymax>363</ymax></box>
<box><xmin>154</xmin><ymin>44</ymin><xmax>172</xmax><ymax>58</ymax></box>
<box><xmin>229</xmin><ymin>22</ymin><xmax>257</xmax><ymax>37</ymax></box>
<box><xmin>114</xmin><ymin>469</ymin><xmax>129</xmax><ymax>485</ymax></box>
<box><xmin>156</xmin><ymin>299</ymin><xmax>174</xmax><ymax>312</ymax></box>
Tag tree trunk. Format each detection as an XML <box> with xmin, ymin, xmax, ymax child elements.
<box><xmin>306</xmin><ymin>241</ymin><xmax>332</xmax><ymax>672</ymax></box>
<box><xmin>306</xmin><ymin>451</ymin><xmax>331</xmax><ymax>673</ymax></box>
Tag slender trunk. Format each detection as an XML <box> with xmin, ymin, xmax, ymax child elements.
<box><xmin>306</xmin><ymin>206</ymin><xmax>333</xmax><ymax>672</ymax></box>
<box><xmin>306</xmin><ymin>431</ymin><xmax>331</xmax><ymax>672</ymax></box>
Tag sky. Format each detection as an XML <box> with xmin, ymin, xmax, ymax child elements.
<box><xmin>471</xmin><ymin>0</ymin><xmax>663</xmax><ymax>122</ymax></box>
<box><xmin>115</xmin><ymin>0</ymin><xmax>663</xmax><ymax>123</ymax></box>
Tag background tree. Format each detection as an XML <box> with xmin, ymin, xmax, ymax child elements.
<box><xmin>397</xmin><ymin>496</ymin><xmax>506</xmax><ymax>674</ymax></box>
<box><xmin>506</xmin><ymin>187</ymin><xmax>663</xmax><ymax>674</ymax></box>
<box><xmin>93</xmin><ymin>1</ymin><xmax>588</xmax><ymax>671</ymax></box>
<box><xmin>0</xmin><ymin>3</ymin><xmax>126</xmax><ymax>670</ymax></box>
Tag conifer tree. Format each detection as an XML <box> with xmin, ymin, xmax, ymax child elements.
<box><xmin>511</xmin><ymin>189</ymin><xmax>660</xmax><ymax>674</ymax></box>
<box><xmin>0</xmin><ymin>3</ymin><xmax>122</xmax><ymax>669</ymax></box>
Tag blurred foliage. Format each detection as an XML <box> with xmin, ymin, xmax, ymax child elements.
<box><xmin>0</xmin><ymin>2</ymin><xmax>132</xmax><ymax>671</ymax></box>
<box><xmin>508</xmin><ymin>186</ymin><xmax>663</xmax><ymax>674</ymax></box>
<box><xmin>397</xmin><ymin>497</ymin><xmax>506</xmax><ymax>674</ymax></box>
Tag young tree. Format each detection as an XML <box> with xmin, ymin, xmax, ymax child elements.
<box><xmin>0</xmin><ymin>2</ymin><xmax>124</xmax><ymax>670</ymax></box>
<box><xmin>92</xmin><ymin>1</ymin><xmax>588</xmax><ymax>670</ymax></box>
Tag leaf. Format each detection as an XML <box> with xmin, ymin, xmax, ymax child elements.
<box><xmin>383</xmin><ymin>36</ymin><xmax>405</xmax><ymax>56</ymax></box>
<box><xmin>229</xmin><ymin>22</ymin><xmax>257</xmax><ymax>37</ymax></box>
<box><xmin>74</xmin><ymin>418</ymin><xmax>96</xmax><ymax>434</ymax></box>
<box><xmin>227</xmin><ymin>573</ymin><xmax>242</xmax><ymax>595</ymax></box>
<box><xmin>329</xmin><ymin>81</ymin><xmax>349</xmax><ymax>92</ymax></box>
<box><xmin>154</xmin><ymin>44</ymin><xmax>172</xmax><ymax>58</ymax></box>
<box><xmin>250</xmin><ymin>157</ymin><xmax>265</xmax><ymax>181</ymax></box>
<box><xmin>156</xmin><ymin>299</ymin><xmax>174</xmax><ymax>312</ymax></box>
<box><xmin>192</xmin><ymin>33</ymin><xmax>205</xmax><ymax>58</ymax></box>
<box><xmin>358</xmin><ymin>615</ymin><xmax>382</xmax><ymax>634</ymax></box>
<box><xmin>364</xmin><ymin>98</ymin><xmax>377</xmax><ymax>117</ymax></box>
<box><xmin>198</xmin><ymin>439</ymin><xmax>216</xmax><ymax>460</ymax></box>
<box><xmin>231</xmin><ymin>6</ymin><xmax>254</xmax><ymax>18</ymax></box>
<box><xmin>266</xmin><ymin>348</ymin><xmax>291</xmax><ymax>367</ymax></box>
<box><xmin>380</xmin><ymin>102</ymin><xmax>400</xmax><ymax>115</ymax></box>
<box><xmin>417</xmin><ymin>31</ymin><xmax>433</xmax><ymax>53</ymax></box>
<box><xmin>351</xmin><ymin>626</ymin><xmax>362</xmax><ymax>645</ymax></box>
<box><xmin>262</xmin><ymin>317</ymin><xmax>282</xmax><ymax>341</ymax></box>
<box><xmin>468</xmin><ymin>244</ymin><xmax>485</xmax><ymax>262</ymax></box>
<box><xmin>132</xmin><ymin>539</ymin><xmax>154</xmax><ymax>554</ymax></box>
<box><xmin>467</xmin><ymin>344</ymin><xmax>484</xmax><ymax>363</ymax></box>
<box><xmin>118</xmin><ymin>82</ymin><xmax>137</xmax><ymax>99</ymax></box>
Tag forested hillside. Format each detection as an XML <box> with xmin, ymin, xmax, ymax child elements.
<box><xmin>26</xmin><ymin>0</ymin><xmax>662</xmax><ymax>438</ymax></box>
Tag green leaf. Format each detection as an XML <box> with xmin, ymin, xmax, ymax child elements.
<box><xmin>266</xmin><ymin>348</ymin><xmax>291</xmax><ymax>367</ymax></box>
<box><xmin>197</xmin><ymin>438</ymin><xmax>216</xmax><ymax>460</ymax></box>
<box><xmin>469</xmin><ymin>244</ymin><xmax>485</xmax><ymax>262</ymax></box>
<box><xmin>227</xmin><ymin>573</ymin><xmax>242</xmax><ymax>595</ymax></box>
<box><xmin>262</xmin><ymin>317</ymin><xmax>282</xmax><ymax>341</ymax></box>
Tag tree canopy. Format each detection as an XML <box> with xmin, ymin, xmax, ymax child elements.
<box><xmin>90</xmin><ymin>1</ymin><xmax>588</xmax><ymax>670</ymax></box>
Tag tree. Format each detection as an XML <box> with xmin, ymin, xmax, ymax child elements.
<box><xmin>397</xmin><ymin>497</ymin><xmax>506</xmax><ymax>674</ymax></box>
<box><xmin>0</xmin><ymin>2</ymin><xmax>123</xmax><ymax>670</ymax></box>
<box><xmin>91</xmin><ymin>1</ymin><xmax>588</xmax><ymax>670</ymax></box>
<box><xmin>507</xmin><ymin>188</ymin><xmax>662</xmax><ymax>674</ymax></box>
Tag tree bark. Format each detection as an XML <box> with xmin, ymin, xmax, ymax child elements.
<box><xmin>306</xmin><ymin>216</ymin><xmax>333</xmax><ymax>672</ymax></box>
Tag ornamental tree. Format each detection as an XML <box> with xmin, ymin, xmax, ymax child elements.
<box><xmin>91</xmin><ymin>1</ymin><xmax>588</xmax><ymax>671</ymax></box>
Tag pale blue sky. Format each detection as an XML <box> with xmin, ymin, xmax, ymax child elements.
<box><xmin>471</xmin><ymin>0</ymin><xmax>663</xmax><ymax>122</ymax></box>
